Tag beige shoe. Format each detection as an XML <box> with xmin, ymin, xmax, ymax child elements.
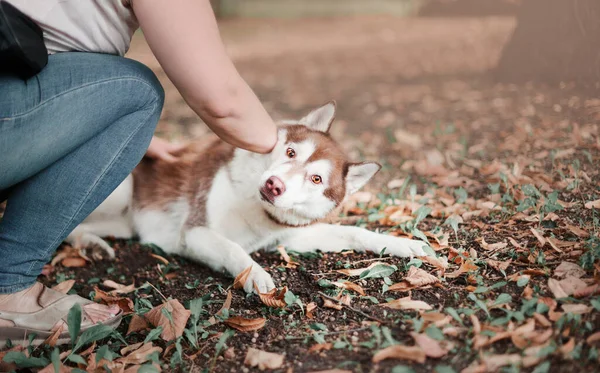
<box><xmin>0</xmin><ymin>284</ymin><xmax>122</xmax><ymax>348</ymax></box>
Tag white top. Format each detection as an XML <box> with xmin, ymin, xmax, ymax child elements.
<box><xmin>6</xmin><ymin>0</ymin><xmax>138</xmax><ymax>56</ymax></box>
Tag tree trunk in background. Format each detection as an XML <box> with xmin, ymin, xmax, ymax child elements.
<box><xmin>495</xmin><ymin>0</ymin><xmax>600</xmax><ymax>87</ymax></box>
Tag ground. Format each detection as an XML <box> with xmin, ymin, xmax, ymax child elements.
<box><xmin>1</xmin><ymin>14</ymin><xmax>600</xmax><ymax>373</ymax></box>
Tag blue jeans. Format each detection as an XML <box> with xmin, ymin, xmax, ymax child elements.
<box><xmin>0</xmin><ymin>52</ymin><xmax>164</xmax><ymax>293</ymax></box>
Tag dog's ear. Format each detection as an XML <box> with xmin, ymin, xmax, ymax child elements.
<box><xmin>300</xmin><ymin>101</ymin><xmax>336</xmax><ymax>133</ymax></box>
<box><xmin>345</xmin><ymin>162</ymin><xmax>381</xmax><ymax>195</ymax></box>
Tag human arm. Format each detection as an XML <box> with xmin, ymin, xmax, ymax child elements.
<box><xmin>132</xmin><ymin>0</ymin><xmax>277</xmax><ymax>153</ymax></box>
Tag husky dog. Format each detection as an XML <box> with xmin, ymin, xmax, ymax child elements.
<box><xmin>67</xmin><ymin>102</ymin><xmax>430</xmax><ymax>293</ymax></box>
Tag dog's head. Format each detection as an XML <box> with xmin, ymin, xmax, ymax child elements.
<box><xmin>258</xmin><ymin>102</ymin><xmax>381</xmax><ymax>226</ymax></box>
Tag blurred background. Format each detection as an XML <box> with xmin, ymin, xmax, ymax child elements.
<box><xmin>126</xmin><ymin>0</ymin><xmax>599</xmax><ymax>189</ymax></box>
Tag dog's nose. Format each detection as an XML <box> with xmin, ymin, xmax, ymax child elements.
<box><xmin>265</xmin><ymin>176</ymin><xmax>286</xmax><ymax>196</ymax></box>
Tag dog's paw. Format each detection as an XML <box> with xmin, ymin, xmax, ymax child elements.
<box><xmin>243</xmin><ymin>265</ymin><xmax>276</xmax><ymax>294</ymax></box>
<box><xmin>68</xmin><ymin>232</ymin><xmax>116</xmax><ymax>260</ymax></box>
<box><xmin>384</xmin><ymin>237</ymin><xmax>431</xmax><ymax>258</ymax></box>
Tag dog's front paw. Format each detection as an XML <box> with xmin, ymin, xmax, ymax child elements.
<box><xmin>384</xmin><ymin>236</ymin><xmax>431</xmax><ymax>258</ymax></box>
<box><xmin>243</xmin><ymin>265</ymin><xmax>276</xmax><ymax>294</ymax></box>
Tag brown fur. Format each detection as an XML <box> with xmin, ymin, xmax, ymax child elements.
<box><xmin>132</xmin><ymin>135</ymin><xmax>235</xmax><ymax>226</ymax></box>
<box><xmin>285</xmin><ymin>125</ymin><xmax>348</xmax><ymax>205</ymax></box>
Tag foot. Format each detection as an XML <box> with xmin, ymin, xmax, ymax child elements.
<box><xmin>0</xmin><ymin>282</ymin><xmax>121</xmax><ymax>347</ymax></box>
<box><xmin>243</xmin><ymin>265</ymin><xmax>276</xmax><ymax>294</ymax></box>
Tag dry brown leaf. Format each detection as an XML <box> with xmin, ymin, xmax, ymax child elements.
<box><xmin>446</xmin><ymin>259</ymin><xmax>479</xmax><ymax>278</ymax></box>
<box><xmin>127</xmin><ymin>314</ymin><xmax>150</xmax><ymax>335</ymax></box>
<box><xmin>308</xmin><ymin>343</ymin><xmax>333</xmax><ymax>353</ymax></box>
<box><xmin>530</xmin><ymin>228</ymin><xmax>546</xmax><ymax>246</ymax></box>
<box><xmin>336</xmin><ymin>261</ymin><xmax>386</xmax><ymax>277</ymax></box>
<box><xmin>372</xmin><ymin>345</ymin><xmax>426</xmax><ymax>363</ymax></box>
<box><xmin>481</xmin><ymin>353</ymin><xmax>522</xmax><ymax>371</ymax></box>
<box><xmin>410</xmin><ymin>332</ymin><xmax>448</xmax><ymax>358</ymax></box>
<box><xmin>418</xmin><ymin>255</ymin><xmax>449</xmax><ymax>272</ymax></box>
<box><xmin>548</xmin><ymin>278</ymin><xmax>569</xmax><ymax>298</ymax></box>
<box><xmin>103</xmin><ymin>280</ymin><xmax>136</xmax><ymax>294</ymax></box>
<box><xmin>93</xmin><ymin>287</ymin><xmax>134</xmax><ymax>314</ymax></box>
<box><xmin>52</xmin><ymin>279</ymin><xmax>76</xmax><ymax>294</ymax></box>
<box><xmin>404</xmin><ymin>266</ymin><xmax>440</xmax><ymax>286</ymax></box>
<box><xmin>39</xmin><ymin>362</ymin><xmax>72</xmax><ymax>373</ymax></box>
<box><xmin>557</xmin><ymin>276</ymin><xmax>588</xmax><ymax>296</ymax></box>
<box><xmin>276</xmin><ymin>245</ymin><xmax>299</xmax><ymax>268</ymax></box>
<box><xmin>224</xmin><ymin>316</ymin><xmax>266</xmax><ymax>332</ymax></box>
<box><xmin>150</xmin><ymin>253</ymin><xmax>169</xmax><ymax>265</ymax></box>
<box><xmin>380</xmin><ymin>296</ymin><xmax>432</xmax><ymax>311</ymax></box>
<box><xmin>144</xmin><ymin>299</ymin><xmax>191</xmax><ymax>341</ymax></box>
<box><xmin>559</xmin><ymin>338</ymin><xmax>576</xmax><ymax>357</ymax></box>
<box><xmin>586</xmin><ymin>331</ymin><xmax>600</xmax><ymax>344</ymax></box>
<box><xmin>584</xmin><ymin>199</ymin><xmax>600</xmax><ymax>209</ymax></box>
<box><xmin>209</xmin><ymin>290</ymin><xmax>232</xmax><ymax>325</ymax></box>
<box><xmin>42</xmin><ymin>326</ymin><xmax>63</xmax><ymax>347</ymax></box>
<box><xmin>387</xmin><ymin>281</ymin><xmax>415</xmax><ymax>292</ymax></box>
<box><xmin>332</xmin><ymin>280</ymin><xmax>365</xmax><ymax>296</ymax></box>
<box><xmin>323</xmin><ymin>298</ymin><xmax>343</xmax><ymax>310</ymax></box>
<box><xmin>554</xmin><ymin>262</ymin><xmax>586</xmax><ymax>279</ymax></box>
<box><xmin>487</xmin><ymin>259</ymin><xmax>511</xmax><ymax>273</ymax></box>
<box><xmin>561</xmin><ymin>304</ymin><xmax>592</xmax><ymax>314</ymax></box>
<box><xmin>244</xmin><ymin>348</ymin><xmax>285</xmax><ymax>370</ymax></box>
<box><xmin>120</xmin><ymin>342</ymin><xmax>163</xmax><ymax>366</ymax></box>
<box><xmin>565</xmin><ymin>224</ymin><xmax>590</xmax><ymax>238</ymax></box>
<box><xmin>533</xmin><ymin>313</ymin><xmax>552</xmax><ymax>328</ymax></box>
<box><xmin>233</xmin><ymin>266</ymin><xmax>252</xmax><ymax>290</ymax></box>
<box><xmin>255</xmin><ymin>284</ymin><xmax>287</xmax><ymax>308</ymax></box>
<box><xmin>306</xmin><ymin>302</ymin><xmax>317</xmax><ymax>319</ymax></box>
<box><xmin>574</xmin><ymin>284</ymin><xmax>600</xmax><ymax>298</ymax></box>
<box><xmin>61</xmin><ymin>257</ymin><xmax>87</xmax><ymax>268</ymax></box>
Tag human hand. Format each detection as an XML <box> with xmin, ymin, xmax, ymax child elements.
<box><xmin>145</xmin><ymin>136</ymin><xmax>185</xmax><ymax>162</ymax></box>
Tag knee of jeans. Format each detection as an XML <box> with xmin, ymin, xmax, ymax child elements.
<box><xmin>119</xmin><ymin>58</ymin><xmax>165</xmax><ymax>114</ymax></box>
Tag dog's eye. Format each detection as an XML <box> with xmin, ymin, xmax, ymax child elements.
<box><xmin>311</xmin><ymin>175</ymin><xmax>322</xmax><ymax>184</ymax></box>
<box><xmin>286</xmin><ymin>148</ymin><xmax>296</xmax><ymax>158</ymax></box>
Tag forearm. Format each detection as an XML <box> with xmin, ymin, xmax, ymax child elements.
<box><xmin>132</xmin><ymin>0</ymin><xmax>277</xmax><ymax>153</ymax></box>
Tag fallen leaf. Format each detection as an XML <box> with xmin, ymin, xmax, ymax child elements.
<box><xmin>410</xmin><ymin>332</ymin><xmax>448</xmax><ymax>358</ymax></box>
<box><xmin>481</xmin><ymin>353</ymin><xmax>522</xmax><ymax>371</ymax></box>
<box><xmin>150</xmin><ymin>253</ymin><xmax>169</xmax><ymax>265</ymax></box>
<box><xmin>127</xmin><ymin>314</ymin><xmax>150</xmax><ymax>335</ymax></box>
<box><xmin>554</xmin><ymin>262</ymin><xmax>586</xmax><ymax>279</ymax></box>
<box><xmin>558</xmin><ymin>276</ymin><xmax>588</xmax><ymax>296</ymax></box>
<box><xmin>93</xmin><ymin>287</ymin><xmax>135</xmax><ymax>314</ymax></box>
<box><xmin>404</xmin><ymin>266</ymin><xmax>440</xmax><ymax>286</ymax></box>
<box><xmin>255</xmin><ymin>285</ymin><xmax>288</xmax><ymax>308</ymax></box>
<box><xmin>61</xmin><ymin>257</ymin><xmax>87</xmax><ymax>268</ymax></box>
<box><xmin>119</xmin><ymin>342</ymin><xmax>163</xmax><ymax>366</ymax></box>
<box><xmin>144</xmin><ymin>299</ymin><xmax>191</xmax><ymax>341</ymax></box>
<box><xmin>530</xmin><ymin>228</ymin><xmax>546</xmax><ymax>246</ymax></box>
<box><xmin>418</xmin><ymin>255</ymin><xmax>449</xmax><ymax>272</ymax></box>
<box><xmin>372</xmin><ymin>345</ymin><xmax>426</xmax><ymax>363</ymax></box>
<box><xmin>233</xmin><ymin>266</ymin><xmax>253</xmax><ymax>290</ymax></box>
<box><xmin>336</xmin><ymin>261</ymin><xmax>386</xmax><ymax>277</ymax></box>
<box><xmin>42</xmin><ymin>326</ymin><xmax>63</xmax><ymax>347</ymax></box>
<box><xmin>224</xmin><ymin>316</ymin><xmax>266</xmax><ymax>332</ymax></box>
<box><xmin>446</xmin><ymin>259</ymin><xmax>479</xmax><ymax>278</ymax></box>
<box><xmin>103</xmin><ymin>280</ymin><xmax>136</xmax><ymax>294</ymax></box>
<box><xmin>276</xmin><ymin>245</ymin><xmax>299</xmax><ymax>268</ymax></box>
<box><xmin>574</xmin><ymin>284</ymin><xmax>600</xmax><ymax>298</ymax></box>
<box><xmin>209</xmin><ymin>290</ymin><xmax>232</xmax><ymax>325</ymax></box>
<box><xmin>52</xmin><ymin>279</ymin><xmax>76</xmax><ymax>294</ymax></box>
<box><xmin>559</xmin><ymin>338</ymin><xmax>576</xmax><ymax>357</ymax></box>
<box><xmin>332</xmin><ymin>281</ymin><xmax>365</xmax><ymax>296</ymax></box>
<box><xmin>486</xmin><ymin>259</ymin><xmax>511</xmax><ymax>273</ymax></box>
<box><xmin>586</xmin><ymin>331</ymin><xmax>600</xmax><ymax>344</ymax></box>
<box><xmin>306</xmin><ymin>302</ymin><xmax>317</xmax><ymax>319</ymax></box>
<box><xmin>322</xmin><ymin>298</ymin><xmax>343</xmax><ymax>310</ymax></box>
<box><xmin>308</xmin><ymin>343</ymin><xmax>333</xmax><ymax>353</ymax></box>
<box><xmin>380</xmin><ymin>296</ymin><xmax>432</xmax><ymax>311</ymax></box>
<box><xmin>565</xmin><ymin>224</ymin><xmax>590</xmax><ymax>238</ymax></box>
<box><xmin>244</xmin><ymin>348</ymin><xmax>284</xmax><ymax>370</ymax></box>
<box><xmin>584</xmin><ymin>199</ymin><xmax>600</xmax><ymax>209</ymax></box>
<box><xmin>561</xmin><ymin>304</ymin><xmax>592</xmax><ymax>314</ymax></box>
<box><xmin>548</xmin><ymin>278</ymin><xmax>569</xmax><ymax>298</ymax></box>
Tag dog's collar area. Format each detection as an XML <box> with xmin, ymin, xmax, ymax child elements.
<box><xmin>264</xmin><ymin>210</ymin><xmax>313</xmax><ymax>228</ymax></box>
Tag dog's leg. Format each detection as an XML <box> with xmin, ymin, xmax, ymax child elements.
<box><xmin>279</xmin><ymin>223</ymin><xmax>430</xmax><ymax>257</ymax></box>
<box><xmin>183</xmin><ymin>226</ymin><xmax>275</xmax><ymax>293</ymax></box>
